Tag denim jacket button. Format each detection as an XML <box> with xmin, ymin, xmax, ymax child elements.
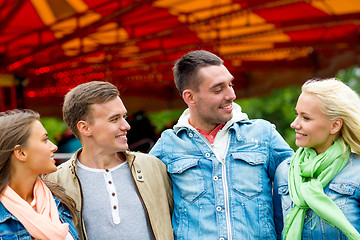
<box><xmin>205</xmin><ymin>153</ymin><xmax>211</xmax><ymax>158</ymax></box>
<box><xmin>216</xmin><ymin>206</ymin><xmax>222</xmax><ymax>211</ymax></box>
<box><xmin>213</xmin><ymin>176</ymin><xmax>218</xmax><ymax>181</ymax></box>
<box><xmin>219</xmin><ymin>238</ymin><xmax>225</xmax><ymax>240</ymax></box>
<box><xmin>189</xmin><ymin>132</ymin><xmax>194</xmax><ymax>137</ymax></box>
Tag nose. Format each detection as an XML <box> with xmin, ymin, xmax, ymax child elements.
<box><xmin>225</xmin><ymin>86</ymin><xmax>236</xmax><ymax>101</ymax></box>
<box><xmin>49</xmin><ymin>140</ymin><xmax>58</xmax><ymax>152</ymax></box>
<box><xmin>121</xmin><ymin>118</ymin><xmax>131</xmax><ymax>131</ymax></box>
<box><xmin>290</xmin><ymin>117</ymin><xmax>299</xmax><ymax>129</ymax></box>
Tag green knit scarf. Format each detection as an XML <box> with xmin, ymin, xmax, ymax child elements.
<box><xmin>283</xmin><ymin>140</ymin><xmax>360</xmax><ymax>240</ymax></box>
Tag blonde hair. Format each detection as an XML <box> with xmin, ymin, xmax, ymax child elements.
<box><xmin>302</xmin><ymin>78</ymin><xmax>360</xmax><ymax>155</ymax></box>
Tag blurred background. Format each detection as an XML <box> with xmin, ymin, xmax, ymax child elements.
<box><xmin>1</xmin><ymin>0</ymin><xmax>360</xmax><ymax>161</ymax></box>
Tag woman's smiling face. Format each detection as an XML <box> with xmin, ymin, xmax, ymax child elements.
<box><xmin>290</xmin><ymin>92</ymin><xmax>339</xmax><ymax>154</ymax></box>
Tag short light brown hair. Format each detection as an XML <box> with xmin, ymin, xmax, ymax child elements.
<box><xmin>63</xmin><ymin>81</ymin><xmax>119</xmax><ymax>139</ymax></box>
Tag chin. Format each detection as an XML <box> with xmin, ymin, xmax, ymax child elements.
<box><xmin>295</xmin><ymin>142</ymin><xmax>307</xmax><ymax>149</ymax></box>
<box><xmin>222</xmin><ymin>116</ymin><xmax>232</xmax><ymax>123</ymax></box>
<box><xmin>117</xmin><ymin>146</ymin><xmax>128</xmax><ymax>152</ymax></box>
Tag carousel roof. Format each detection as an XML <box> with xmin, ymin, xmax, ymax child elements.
<box><xmin>1</xmin><ymin>0</ymin><xmax>360</xmax><ymax>115</ymax></box>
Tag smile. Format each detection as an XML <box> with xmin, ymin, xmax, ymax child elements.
<box><xmin>295</xmin><ymin>132</ymin><xmax>306</xmax><ymax>137</ymax></box>
<box><xmin>220</xmin><ymin>104</ymin><xmax>232</xmax><ymax>109</ymax></box>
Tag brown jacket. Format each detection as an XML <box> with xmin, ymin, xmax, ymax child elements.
<box><xmin>46</xmin><ymin>149</ymin><xmax>174</xmax><ymax>240</ymax></box>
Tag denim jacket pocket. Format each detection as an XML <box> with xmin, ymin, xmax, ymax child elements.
<box><xmin>168</xmin><ymin>157</ymin><xmax>206</xmax><ymax>203</ymax></box>
<box><xmin>328</xmin><ymin>182</ymin><xmax>356</xmax><ymax>209</ymax></box>
<box><xmin>230</xmin><ymin>152</ymin><xmax>266</xmax><ymax>198</ymax></box>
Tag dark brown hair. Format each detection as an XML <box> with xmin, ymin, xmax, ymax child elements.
<box><xmin>173</xmin><ymin>50</ymin><xmax>223</xmax><ymax>94</ymax></box>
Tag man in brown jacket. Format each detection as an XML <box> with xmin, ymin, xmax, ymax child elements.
<box><xmin>46</xmin><ymin>81</ymin><xmax>173</xmax><ymax>240</ymax></box>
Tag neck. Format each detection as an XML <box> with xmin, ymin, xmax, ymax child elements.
<box><xmin>78</xmin><ymin>146</ymin><xmax>126</xmax><ymax>169</ymax></box>
<box><xmin>9</xmin><ymin>175</ymin><xmax>36</xmax><ymax>204</ymax></box>
<box><xmin>188</xmin><ymin>118</ymin><xmax>217</xmax><ymax>134</ymax></box>
<box><xmin>9</xmin><ymin>157</ymin><xmax>38</xmax><ymax>203</ymax></box>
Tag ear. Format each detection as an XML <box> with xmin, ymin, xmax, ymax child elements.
<box><xmin>182</xmin><ymin>89</ymin><xmax>196</xmax><ymax>106</ymax></box>
<box><xmin>77</xmin><ymin>120</ymin><xmax>92</xmax><ymax>137</ymax></box>
<box><xmin>330</xmin><ymin>118</ymin><xmax>343</xmax><ymax>135</ymax></box>
<box><xmin>13</xmin><ymin>145</ymin><xmax>27</xmax><ymax>162</ymax></box>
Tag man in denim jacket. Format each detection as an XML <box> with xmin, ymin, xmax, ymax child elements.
<box><xmin>150</xmin><ymin>50</ymin><xmax>294</xmax><ymax>240</ymax></box>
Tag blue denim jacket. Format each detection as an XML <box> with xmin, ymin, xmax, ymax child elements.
<box><xmin>0</xmin><ymin>196</ymin><xmax>79</xmax><ymax>239</ymax></box>
<box><xmin>276</xmin><ymin>153</ymin><xmax>360</xmax><ymax>240</ymax></box>
<box><xmin>150</xmin><ymin>116</ymin><xmax>294</xmax><ymax>240</ymax></box>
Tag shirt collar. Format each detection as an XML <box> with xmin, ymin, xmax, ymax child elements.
<box><xmin>189</xmin><ymin>120</ymin><xmax>226</xmax><ymax>144</ymax></box>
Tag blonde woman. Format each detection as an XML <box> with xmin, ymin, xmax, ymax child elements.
<box><xmin>0</xmin><ymin>109</ymin><xmax>78</xmax><ymax>240</ymax></box>
<box><xmin>276</xmin><ymin>78</ymin><xmax>360</xmax><ymax>240</ymax></box>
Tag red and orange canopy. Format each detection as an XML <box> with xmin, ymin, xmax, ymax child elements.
<box><xmin>1</xmin><ymin>0</ymin><xmax>359</xmax><ymax>115</ymax></box>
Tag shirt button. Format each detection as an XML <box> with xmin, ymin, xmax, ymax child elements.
<box><xmin>216</xmin><ymin>206</ymin><xmax>222</xmax><ymax>211</ymax></box>
<box><xmin>108</xmin><ymin>181</ymin><xmax>112</xmax><ymax>184</ymax></box>
<box><xmin>137</xmin><ymin>170</ymin><xmax>141</xmax><ymax>173</ymax></box>
<box><xmin>138</xmin><ymin>175</ymin><xmax>143</xmax><ymax>179</ymax></box>
<box><xmin>112</xmin><ymin>192</ymin><xmax>115</xmax><ymax>196</ymax></box>
<box><xmin>213</xmin><ymin>176</ymin><xmax>218</xmax><ymax>181</ymax></box>
<box><xmin>205</xmin><ymin>153</ymin><xmax>211</xmax><ymax>158</ymax></box>
<box><xmin>113</xmin><ymin>205</ymin><xmax>117</xmax><ymax>210</ymax></box>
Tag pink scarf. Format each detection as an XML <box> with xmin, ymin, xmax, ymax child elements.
<box><xmin>0</xmin><ymin>177</ymin><xmax>69</xmax><ymax>240</ymax></box>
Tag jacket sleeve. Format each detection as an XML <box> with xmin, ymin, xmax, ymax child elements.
<box><xmin>149</xmin><ymin>137</ymin><xmax>163</xmax><ymax>161</ymax></box>
<box><xmin>150</xmin><ymin>134</ymin><xmax>174</xmax><ymax>213</ymax></box>
<box><xmin>268</xmin><ymin>124</ymin><xmax>294</xmax><ymax>239</ymax></box>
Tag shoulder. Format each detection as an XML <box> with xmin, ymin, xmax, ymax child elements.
<box><xmin>334</xmin><ymin>153</ymin><xmax>360</xmax><ymax>183</ymax></box>
<box><xmin>236</xmin><ymin>118</ymin><xmax>272</xmax><ymax>126</ymax></box>
<box><xmin>131</xmin><ymin>151</ymin><xmax>159</xmax><ymax>162</ymax></box>
<box><xmin>127</xmin><ymin>151</ymin><xmax>168</xmax><ymax>179</ymax></box>
<box><xmin>128</xmin><ymin>151</ymin><xmax>165</xmax><ymax>168</ymax></box>
<box><xmin>0</xmin><ymin>202</ymin><xmax>23</xmax><ymax>235</ymax></box>
<box><xmin>232</xmin><ymin>119</ymin><xmax>274</xmax><ymax>134</ymax></box>
<box><xmin>151</xmin><ymin>128</ymin><xmax>190</xmax><ymax>156</ymax></box>
<box><xmin>159</xmin><ymin>128</ymin><xmax>184</xmax><ymax>141</ymax></box>
<box><xmin>0</xmin><ymin>202</ymin><xmax>13</xmax><ymax>223</ymax></box>
<box><xmin>232</xmin><ymin>119</ymin><xmax>282</xmax><ymax>145</ymax></box>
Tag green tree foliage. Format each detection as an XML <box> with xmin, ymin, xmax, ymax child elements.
<box><xmin>336</xmin><ymin>66</ymin><xmax>360</xmax><ymax>93</ymax></box>
<box><xmin>40</xmin><ymin>117</ymin><xmax>68</xmax><ymax>144</ymax></box>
